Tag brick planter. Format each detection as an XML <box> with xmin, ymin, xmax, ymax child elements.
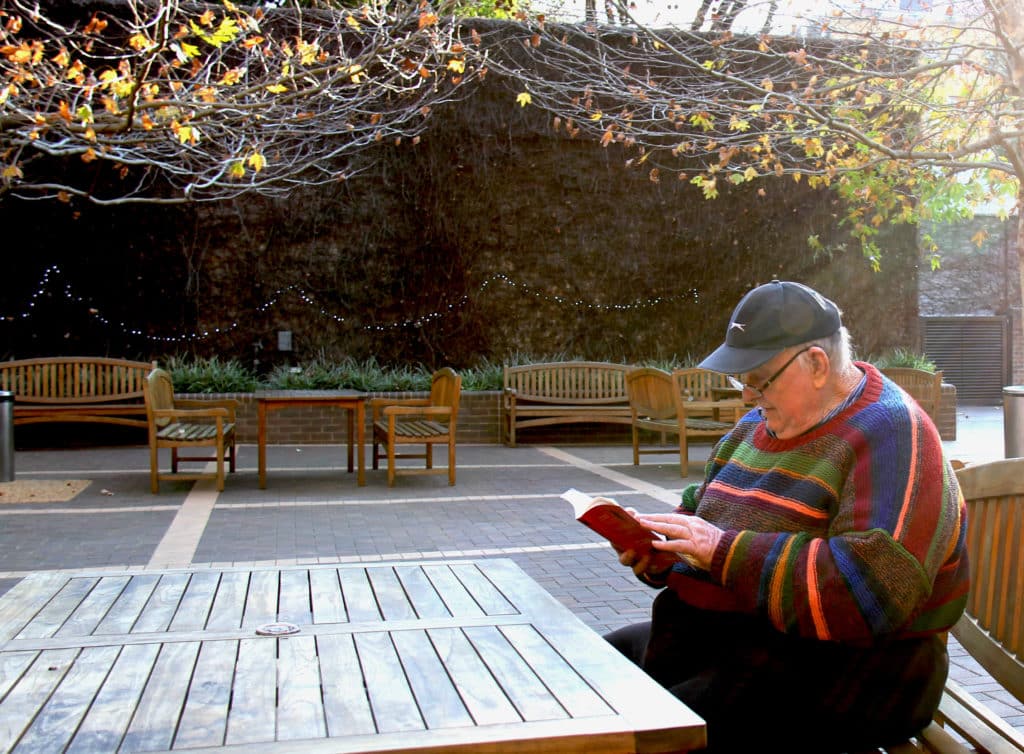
<box><xmin>182</xmin><ymin>383</ymin><xmax>958</xmax><ymax>445</ymax></box>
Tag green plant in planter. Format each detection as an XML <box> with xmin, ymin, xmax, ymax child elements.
<box><xmin>869</xmin><ymin>348</ymin><xmax>937</xmax><ymax>372</ymax></box>
<box><xmin>162</xmin><ymin>355</ymin><xmax>260</xmax><ymax>393</ymax></box>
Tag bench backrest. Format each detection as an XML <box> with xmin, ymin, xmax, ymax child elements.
<box><xmin>953</xmin><ymin>458</ymin><xmax>1024</xmax><ymax>703</ymax></box>
<box><xmin>503</xmin><ymin>361</ymin><xmax>631</xmax><ymax>404</ymax></box>
<box><xmin>0</xmin><ymin>357</ymin><xmax>154</xmax><ymax>404</ymax></box>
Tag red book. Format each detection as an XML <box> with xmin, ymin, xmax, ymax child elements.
<box><xmin>561</xmin><ymin>488</ymin><xmax>679</xmax><ymax>571</ymax></box>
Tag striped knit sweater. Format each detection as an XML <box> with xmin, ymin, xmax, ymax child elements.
<box><xmin>669</xmin><ymin>362</ymin><xmax>969</xmax><ymax>644</ymax></box>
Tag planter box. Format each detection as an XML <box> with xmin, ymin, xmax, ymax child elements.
<box><xmin>182</xmin><ymin>383</ymin><xmax>958</xmax><ymax>445</ymax></box>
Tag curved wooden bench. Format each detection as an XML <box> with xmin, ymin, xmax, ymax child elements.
<box><xmin>0</xmin><ymin>357</ymin><xmax>155</xmax><ymax>429</ymax></box>
<box><xmin>502</xmin><ymin>361</ymin><xmax>633</xmax><ymax>446</ymax></box>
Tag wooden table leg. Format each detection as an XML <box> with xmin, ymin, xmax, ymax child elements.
<box><xmin>258</xmin><ymin>400</ymin><xmax>268</xmax><ymax>489</ymax></box>
<box><xmin>346</xmin><ymin>408</ymin><xmax>354</xmax><ymax>474</ymax></box>
<box><xmin>356</xmin><ymin>400</ymin><xmax>365</xmax><ymax>486</ymax></box>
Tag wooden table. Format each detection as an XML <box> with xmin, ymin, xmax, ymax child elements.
<box><xmin>255</xmin><ymin>390</ymin><xmax>366</xmax><ymax>489</ymax></box>
<box><xmin>0</xmin><ymin>559</ymin><xmax>705</xmax><ymax>753</ymax></box>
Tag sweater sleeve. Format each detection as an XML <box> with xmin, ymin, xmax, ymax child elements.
<box><xmin>690</xmin><ymin>394</ymin><xmax>968</xmax><ymax>642</ymax></box>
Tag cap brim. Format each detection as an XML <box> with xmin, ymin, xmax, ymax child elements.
<box><xmin>697</xmin><ymin>343</ymin><xmax>780</xmax><ymax>374</ymax></box>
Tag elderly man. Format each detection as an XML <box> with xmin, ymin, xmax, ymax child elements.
<box><xmin>607</xmin><ymin>280</ymin><xmax>969</xmax><ymax>753</ymax></box>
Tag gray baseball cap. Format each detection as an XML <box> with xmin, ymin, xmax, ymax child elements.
<box><xmin>698</xmin><ymin>280</ymin><xmax>842</xmax><ymax>374</ymax></box>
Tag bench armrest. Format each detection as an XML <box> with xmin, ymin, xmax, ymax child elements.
<box><xmin>173</xmin><ymin>399</ymin><xmax>238</xmax><ymax>418</ymax></box>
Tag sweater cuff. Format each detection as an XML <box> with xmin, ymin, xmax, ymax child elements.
<box><xmin>710</xmin><ymin>529</ymin><xmax>740</xmax><ymax>583</ymax></box>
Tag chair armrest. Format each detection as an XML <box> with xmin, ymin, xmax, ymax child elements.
<box><xmin>152</xmin><ymin>407</ymin><xmax>231</xmax><ymax>421</ymax></box>
<box><xmin>682</xmin><ymin>399</ymin><xmax>746</xmax><ymax>421</ymax></box>
<box><xmin>503</xmin><ymin>388</ymin><xmax>518</xmax><ymax>410</ymax></box>
<box><xmin>174</xmin><ymin>399</ymin><xmax>238</xmax><ymax>420</ymax></box>
<box><xmin>371</xmin><ymin>397</ymin><xmax>430</xmax><ymax>421</ymax></box>
<box><xmin>382</xmin><ymin>405</ymin><xmax>453</xmax><ymax>418</ymax></box>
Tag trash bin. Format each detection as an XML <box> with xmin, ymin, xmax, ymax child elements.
<box><xmin>1003</xmin><ymin>386</ymin><xmax>1024</xmax><ymax>458</ymax></box>
<box><xmin>0</xmin><ymin>390</ymin><xmax>12</xmax><ymax>482</ymax></box>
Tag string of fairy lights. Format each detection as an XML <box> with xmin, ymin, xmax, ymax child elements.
<box><xmin>1</xmin><ymin>265</ymin><xmax>701</xmax><ymax>344</ymax></box>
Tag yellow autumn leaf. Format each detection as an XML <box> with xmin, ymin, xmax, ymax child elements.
<box><xmin>345</xmin><ymin>15</ymin><xmax>361</xmax><ymax>30</ymax></box>
<box><xmin>229</xmin><ymin>161</ymin><xmax>245</xmax><ymax>178</ymax></box>
<box><xmin>516</xmin><ymin>91</ymin><xmax>532</xmax><ymax>107</ymax></box>
<box><xmin>2</xmin><ymin>164</ymin><xmax>24</xmax><ymax>180</ymax></box>
<box><xmin>220</xmin><ymin>68</ymin><xmax>242</xmax><ymax>86</ymax></box>
<box><xmin>971</xmin><ymin>229</ymin><xmax>989</xmax><ymax>247</ymax></box>
<box><xmin>128</xmin><ymin>33</ymin><xmax>152</xmax><ymax>51</ymax></box>
<box><xmin>447</xmin><ymin>59</ymin><xmax>465</xmax><ymax>74</ymax></box>
<box><xmin>589</xmin><ymin>111</ymin><xmax>603</xmax><ymax>121</ymax></box>
<box><xmin>266</xmin><ymin>83</ymin><xmax>288</xmax><ymax>93</ymax></box>
<box><xmin>248</xmin><ymin>152</ymin><xmax>266</xmax><ymax>173</ymax></box>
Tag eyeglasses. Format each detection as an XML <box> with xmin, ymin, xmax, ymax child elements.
<box><xmin>728</xmin><ymin>347</ymin><xmax>812</xmax><ymax>399</ymax></box>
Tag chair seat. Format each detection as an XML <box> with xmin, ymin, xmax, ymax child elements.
<box><xmin>375</xmin><ymin>419</ymin><xmax>449</xmax><ymax>439</ymax></box>
<box><xmin>157</xmin><ymin>422</ymin><xmax>236</xmax><ymax>441</ymax></box>
<box><xmin>684</xmin><ymin>418</ymin><xmax>733</xmax><ymax>431</ymax></box>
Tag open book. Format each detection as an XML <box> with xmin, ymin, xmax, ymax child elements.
<box><xmin>561</xmin><ymin>488</ymin><xmax>680</xmax><ymax>571</ymax></box>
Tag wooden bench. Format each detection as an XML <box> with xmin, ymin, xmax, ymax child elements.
<box><xmin>502</xmin><ymin>361</ymin><xmax>633</xmax><ymax>446</ymax></box>
<box><xmin>0</xmin><ymin>356</ymin><xmax>155</xmax><ymax>428</ymax></box>
<box><xmin>853</xmin><ymin>458</ymin><xmax>1024</xmax><ymax>754</ymax></box>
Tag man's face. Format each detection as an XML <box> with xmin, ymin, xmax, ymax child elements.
<box><xmin>739</xmin><ymin>346</ymin><xmax>821</xmax><ymax>439</ymax></box>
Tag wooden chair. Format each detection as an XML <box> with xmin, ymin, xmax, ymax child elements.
<box><xmin>372</xmin><ymin>368</ymin><xmax>461</xmax><ymax>486</ymax></box>
<box><xmin>672</xmin><ymin>367</ymin><xmax>746</xmax><ymax>420</ymax></box>
<box><xmin>626</xmin><ymin>367</ymin><xmax>742</xmax><ymax>477</ymax></box>
<box><xmin>881</xmin><ymin>367</ymin><xmax>944</xmax><ymax>423</ymax></box>
<box><xmin>915</xmin><ymin>458</ymin><xmax>1024</xmax><ymax>752</ymax></box>
<box><xmin>144</xmin><ymin>368</ymin><xmax>238</xmax><ymax>493</ymax></box>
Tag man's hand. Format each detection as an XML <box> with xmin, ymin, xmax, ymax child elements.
<box><xmin>636</xmin><ymin>513</ymin><xmax>724</xmax><ymax>571</ymax></box>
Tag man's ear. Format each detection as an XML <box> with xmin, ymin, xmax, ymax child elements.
<box><xmin>808</xmin><ymin>347</ymin><xmax>831</xmax><ymax>386</ymax></box>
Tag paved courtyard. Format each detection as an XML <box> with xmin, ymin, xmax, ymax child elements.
<box><xmin>0</xmin><ymin>403</ymin><xmax>1017</xmax><ymax>744</ymax></box>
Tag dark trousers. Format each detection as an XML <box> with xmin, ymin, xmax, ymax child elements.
<box><xmin>605</xmin><ymin>590</ymin><xmax>948</xmax><ymax>754</ymax></box>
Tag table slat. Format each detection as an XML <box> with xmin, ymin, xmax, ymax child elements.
<box><xmin>0</xmin><ymin>651</ymin><xmax>36</xmax><ymax>701</ymax></box>
<box><xmin>121</xmin><ymin>641</ymin><xmax>200</xmax><ymax>752</ymax></box>
<box><xmin>170</xmin><ymin>571</ymin><xmax>221</xmax><ymax>632</ymax></box>
<box><xmin>0</xmin><ymin>648</ymin><xmax>78</xmax><ymax>752</ymax></box>
<box><xmin>17</xmin><ymin>579</ymin><xmax>97</xmax><ymax>640</ymax></box>
<box><xmin>339</xmin><ymin>569</ymin><xmax>381</xmax><ymax>623</ymax></box>
<box><xmin>93</xmin><ymin>574</ymin><xmax>160</xmax><ymax>636</ymax></box>
<box><xmin>356</xmin><ymin>631</ymin><xmax>425</xmax><ymax>733</ymax></box>
<box><xmin>309</xmin><ymin>569</ymin><xmax>347</xmax><ymax>625</ymax></box>
<box><xmin>395</xmin><ymin>566</ymin><xmax>451</xmax><ymax>620</ymax></box>
<box><xmin>174</xmin><ymin>640</ymin><xmax>237</xmax><ymax>748</ymax></box>
<box><xmin>463</xmin><ymin>625</ymin><xmax>569</xmax><ymax>722</ymax></box>
<box><xmin>449</xmin><ymin>564</ymin><xmax>517</xmax><ymax>616</ymax></box>
<box><xmin>428</xmin><ymin>627</ymin><xmax>522</xmax><ymax>726</ymax></box>
<box><xmin>242</xmin><ymin>571</ymin><xmax>280</xmax><ymax>628</ymax></box>
<box><xmin>133</xmin><ymin>573</ymin><xmax>190</xmax><ymax>634</ymax></box>
<box><xmin>56</xmin><ymin>577</ymin><xmax>129</xmax><ymax>639</ymax></box>
<box><xmin>0</xmin><ymin>574</ymin><xmax>69</xmax><ymax>643</ymax></box>
<box><xmin>278</xmin><ymin>570</ymin><xmax>313</xmax><ymax>626</ymax></box>
<box><xmin>13</xmin><ymin>645</ymin><xmax>120</xmax><ymax>754</ymax></box>
<box><xmin>64</xmin><ymin>643</ymin><xmax>160</xmax><ymax>754</ymax></box>
<box><xmin>369</xmin><ymin>569</ymin><xmax>417</xmax><ymax>621</ymax></box>
<box><xmin>316</xmin><ymin>634</ymin><xmax>377</xmax><ymax>737</ymax></box>
<box><xmin>277</xmin><ymin>635</ymin><xmax>327</xmax><ymax>741</ymax></box>
<box><xmin>498</xmin><ymin>624</ymin><xmax>613</xmax><ymax>718</ymax></box>
<box><xmin>422</xmin><ymin>565</ymin><xmax>484</xmax><ymax>618</ymax></box>
<box><xmin>225</xmin><ymin>638</ymin><xmax>277</xmax><ymax>746</ymax></box>
<box><xmin>206</xmin><ymin>571</ymin><xmax>250</xmax><ymax>631</ymax></box>
<box><xmin>390</xmin><ymin>629</ymin><xmax>474</xmax><ymax>729</ymax></box>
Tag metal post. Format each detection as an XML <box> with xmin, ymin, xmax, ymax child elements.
<box><xmin>0</xmin><ymin>391</ymin><xmax>13</xmax><ymax>482</ymax></box>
